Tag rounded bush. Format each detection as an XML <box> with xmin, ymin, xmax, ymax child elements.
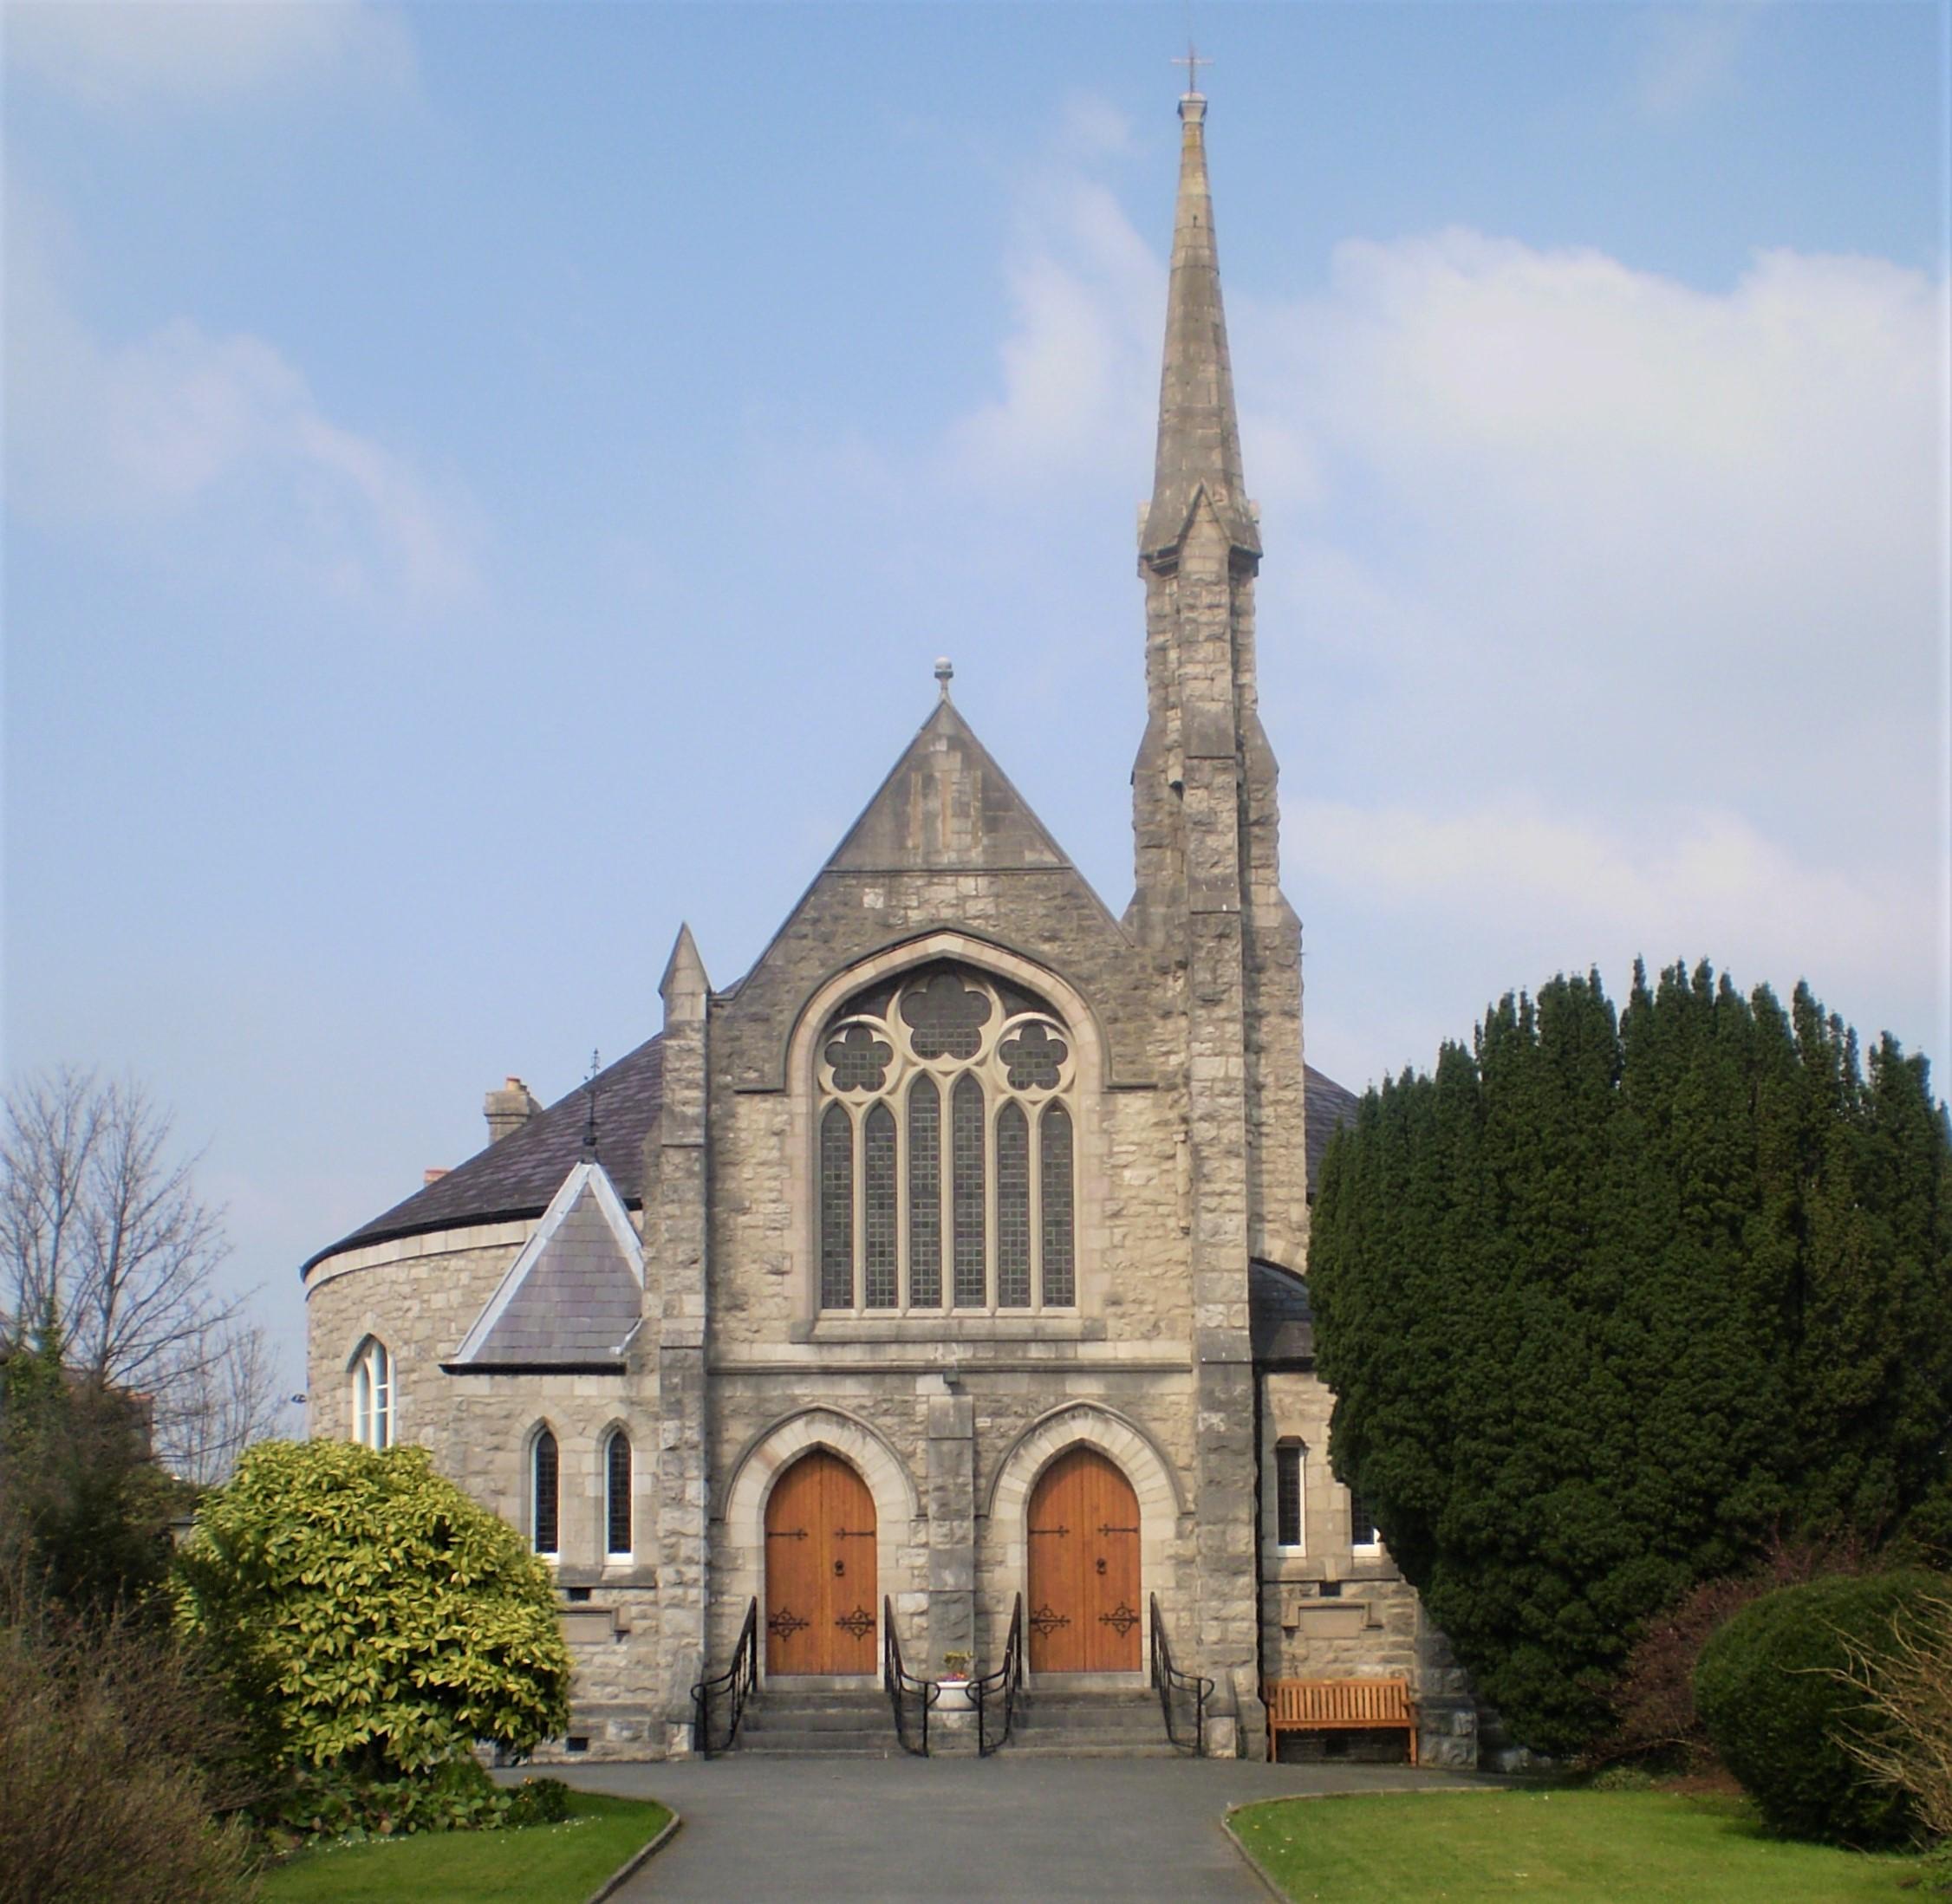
<box><xmin>1695</xmin><ymin>1569</ymin><xmax>1946</xmax><ymax>1847</ymax></box>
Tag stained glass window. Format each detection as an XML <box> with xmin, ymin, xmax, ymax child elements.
<box><xmin>907</xmin><ymin>1078</ymin><xmax>941</xmax><ymax>1308</ymax></box>
<box><xmin>819</xmin><ymin>1103</ymin><xmax>854</xmax><ymax>1309</ymax></box>
<box><xmin>952</xmin><ymin>1073</ymin><xmax>986</xmax><ymax>1307</ymax></box>
<box><xmin>863</xmin><ymin>1103</ymin><xmax>898</xmax><ymax>1309</ymax></box>
<box><xmin>1000</xmin><ymin>1022</ymin><xmax>1067</xmax><ymax>1090</ymax></box>
<box><xmin>1039</xmin><ymin>1105</ymin><xmax>1075</xmax><ymax>1307</ymax></box>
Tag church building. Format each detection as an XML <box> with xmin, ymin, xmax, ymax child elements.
<box><xmin>302</xmin><ymin>88</ymin><xmax>1476</xmax><ymax>1767</ymax></box>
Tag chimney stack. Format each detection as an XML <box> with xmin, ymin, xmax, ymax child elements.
<box><xmin>484</xmin><ymin>1076</ymin><xmax>541</xmax><ymax>1145</ymax></box>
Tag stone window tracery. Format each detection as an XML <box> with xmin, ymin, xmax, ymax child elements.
<box><xmin>815</xmin><ymin>962</ymin><xmax>1078</xmax><ymax>1315</ymax></box>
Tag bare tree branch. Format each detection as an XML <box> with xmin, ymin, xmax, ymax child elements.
<box><xmin>2</xmin><ymin>1068</ymin><xmax>283</xmax><ymax>1479</ymax></box>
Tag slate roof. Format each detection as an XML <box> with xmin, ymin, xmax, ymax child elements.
<box><xmin>450</xmin><ymin>1163</ymin><xmax>641</xmax><ymax>1369</ymax></box>
<box><xmin>1304</xmin><ymin>1063</ymin><xmax>1361</xmax><ymax>1195</ymax></box>
<box><xmin>303</xmin><ymin>1036</ymin><xmax>664</xmax><ymax>1274</ymax></box>
<box><xmin>1250</xmin><ymin>1259</ymin><xmax>1312</xmax><ymax>1365</ymax></box>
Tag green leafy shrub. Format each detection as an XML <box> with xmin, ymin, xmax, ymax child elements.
<box><xmin>174</xmin><ymin>1439</ymin><xmax>571</xmax><ymax>1833</ymax></box>
<box><xmin>504</xmin><ymin>1776</ymin><xmax>574</xmax><ymax>1828</ymax></box>
<box><xmin>1695</xmin><ymin>1569</ymin><xmax>1946</xmax><ymax>1846</ymax></box>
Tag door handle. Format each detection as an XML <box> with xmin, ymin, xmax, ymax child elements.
<box><xmin>834</xmin><ymin>1559</ymin><xmax>845</xmax><ymax>1577</ymax></box>
<box><xmin>1096</xmin><ymin>1557</ymin><xmax>1107</xmax><ymax>1576</ymax></box>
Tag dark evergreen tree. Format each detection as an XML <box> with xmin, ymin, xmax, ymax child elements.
<box><xmin>1309</xmin><ymin>960</ymin><xmax>1952</xmax><ymax>1756</ymax></box>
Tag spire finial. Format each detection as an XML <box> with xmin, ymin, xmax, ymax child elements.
<box><xmin>1172</xmin><ymin>39</ymin><xmax>1210</xmax><ymax>99</ymax></box>
<box><xmin>934</xmin><ymin>656</ymin><xmax>954</xmax><ymax>700</ymax></box>
<box><xmin>1140</xmin><ymin>55</ymin><xmax>1258</xmax><ymax>562</ymax></box>
<box><xmin>580</xmin><ymin>1049</ymin><xmax>601</xmax><ymax>1162</ymax></box>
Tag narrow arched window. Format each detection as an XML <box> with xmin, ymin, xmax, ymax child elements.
<box><xmin>907</xmin><ymin>1077</ymin><xmax>942</xmax><ymax>1308</ymax></box>
<box><xmin>1275</xmin><ymin>1439</ymin><xmax>1305</xmax><ymax>1551</ymax></box>
<box><xmin>814</xmin><ymin>961</ymin><xmax>1081</xmax><ymax>1316</ymax></box>
<box><xmin>532</xmin><ymin>1428</ymin><xmax>559</xmax><ymax>1556</ymax></box>
<box><xmin>951</xmin><ymin>1072</ymin><xmax>986</xmax><ymax>1307</ymax></box>
<box><xmin>605</xmin><ymin>1430</ymin><xmax>632</xmax><ymax>1559</ymax></box>
<box><xmin>1350</xmin><ymin>1487</ymin><xmax>1379</xmax><ymax>1553</ymax></box>
<box><xmin>818</xmin><ymin>1103</ymin><xmax>854</xmax><ymax>1309</ymax></box>
<box><xmin>862</xmin><ymin>1102</ymin><xmax>898</xmax><ymax>1309</ymax></box>
<box><xmin>351</xmin><ymin>1337</ymin><xmax>393</xmax><ymax>1448</ymax></box>
<box><xmin>1039</xmin><ymin>1105</ymin><xmax>1074</xmax><ymax>1306</ymax></box>
<box><xmin>995</xmin><ymin>1101</ymin><xmax>1031</xmax><ymax>1308</ymax></box>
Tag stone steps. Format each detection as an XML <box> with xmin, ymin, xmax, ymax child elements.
<box><xmin>999</xmin><ymin>1691</ymin><xmax>1181</xmax><ymax>1758</ymax></box>
<box><xmin>733</xmin><ymin>1688</ymin><xmax>901</xmax><ymax>1758</ymax></box>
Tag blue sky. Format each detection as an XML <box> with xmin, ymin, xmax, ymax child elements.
<box><xmin>6</xmin><ymin>1</ymin><xmax>1948</xmax><ymax>1403</ymax></box>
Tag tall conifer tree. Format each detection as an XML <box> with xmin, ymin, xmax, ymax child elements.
<box><xmin>1310</xmin><ymin>961</ymin><xmax>1952</xmax><ymax>1755</ymax></box>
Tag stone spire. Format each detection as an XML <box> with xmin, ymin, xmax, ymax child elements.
<box><xmin>1140</xmin><ymin>89</ymin><xmax>1259</xmax><ymax>564</ymax></box>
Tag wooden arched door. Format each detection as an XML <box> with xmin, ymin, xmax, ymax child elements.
<box><xmin>765</xmin><ymin>1449</ymin><xmax>878</xmax><ymax>1675</ymax></box>
<box><xmin>1026</xmin><ymin>1446</ymin><xmax>1142</xmax><ymax>1673</ymax></box>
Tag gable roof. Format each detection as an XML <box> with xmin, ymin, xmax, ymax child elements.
<box><xmin>303</xmin><ymin>1036</ymin><xmax>664</xmax><ymax>1276</ymax></box>
<box><xmin>447</xmin><ymin>1160</ymin><xmax>642</xmax><ymax>1369</ymax></box>
<box><xmin>824</xmin><ymin>695</ymin><xmax>1075</xmax><ymax>874</ymax></box>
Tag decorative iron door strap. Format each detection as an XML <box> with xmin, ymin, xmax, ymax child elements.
<box><xmin>1097</xmin><ymin>1524</ymin><xmax>1139</xmax><ymax>1536</ymax></box>
<box><xmin>1098</xmin><ymin>1602</ymin><xmax>1141</xmax><ymax>1636</ymax></box>
<box><xmin>1028</xmin><ymin>1523</ymin><xmax>1069</xmax><ymax>1537</ymax></box>
<box><xmin>835</xmin><ymin>1606</ymin><xmax>875</xmax><ymax>1639</ymax></box>
<box><xmin>834</xmin><ymin>1527</ymin><xmax>875</xmax><ymax>1538</ymax></box>
<box><xmin>766</xmin><ymin>1526</ymin><xmax>808</xmax><ymax>1539</ymax></box>
<box><xmin>768</xmin><ymin>1608</ymin><xmax>809</xmax><ymax>1638</ymax></box>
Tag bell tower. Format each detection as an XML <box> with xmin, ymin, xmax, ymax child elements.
<box><xmin>1130</xmin><ymin>81</ymin><xmax>1310</xmax><ymax>1745</ymax></box>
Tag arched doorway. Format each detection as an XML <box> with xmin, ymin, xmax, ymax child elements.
<box><xmin>1026</xmin><ymin>1446</ymin><xmax>1142</xmax><ymax>1673</ymax></box>
<box><xmin>765</xmin><ymin>1448</ymin><xmax>878</xmax><ymax>1675</ymax></box>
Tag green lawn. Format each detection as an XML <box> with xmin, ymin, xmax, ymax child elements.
<box><xmin>259</xmin><ymin>1791</ymin><xmax>673</xmax><ymax>1904</ymax></box>
<box><xmin>1230</xmin><ymin>1790</ymin><xmax>1925</xmax><ymax>1904</ymax></box>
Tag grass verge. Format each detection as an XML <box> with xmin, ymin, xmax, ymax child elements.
<box><xmin>260</xmin><ymin>1790</ymin><xmax>673</xmax><ymax>1904</ymax></box>
<box><xmin>1229</xmin><ymin>1789</ymin><xmax>1926</xmax><ymax>1904</ymax></box>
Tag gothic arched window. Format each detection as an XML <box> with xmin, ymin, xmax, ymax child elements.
<box><xmin>604</xmin><ymin>1428</ymin><xmax>632</xmax><ymax>1559</ymax></box>
<box><xmin>532</xmin><ymin>1427</ymin><xmax>559</xmax><ymax>1557</ymax></box>
<box><xmin>815</xmin><ymin>962</ymin><xmax>1078</xmax><ymax>1315</ymax></box>
<box><xmin>350</xmin><ymin>1336</ymin><xmax>393</xmax><ymax>1448</ymax></box>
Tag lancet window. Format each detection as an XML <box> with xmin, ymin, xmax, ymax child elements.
<box><xmin>815</xmin><ymin>962</ymin><xmax>1078</xmax><ymax>1314</ymax></box>
<box><xmin>350</xmin><ymin>1336</ymin><xmax>393</xmax><ymax>1449</ymax></box>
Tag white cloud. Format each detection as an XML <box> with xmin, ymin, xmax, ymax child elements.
<box><xmin>8</xmin><ymin>0</ymin><xmax>413</xmax><ymax>108</ymax></box>
<box><xmin>1292</xmin><ymin>795</ymin><xmax>1928</xmax><ymax>999</ymax></box>
<box><xmin>6</xmin><ymin>187</ymin><xmax>477</xmax><ymax>609</ymax></box>
<box><xmin>943</xmin><ymin>168</ymin><xmax>1160</xmax><ymax>485</ymax></box>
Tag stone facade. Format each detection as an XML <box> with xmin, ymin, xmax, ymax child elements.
<box><xmin>301</xmin><ymin>91</ymin><xmax>1477</xmax><ymax>1769</ymax></box>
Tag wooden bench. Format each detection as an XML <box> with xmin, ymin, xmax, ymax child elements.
<box><xmin>1265</xmin><ymin>1677</ymin><xmax>1419</xmax><ymax>1764</ymax></box>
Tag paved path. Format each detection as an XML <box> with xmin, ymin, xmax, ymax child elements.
<box><xmin>566</xmin><ymin>1755</ymin><xmax>1486</xmax><ymax>1903</ymax></box>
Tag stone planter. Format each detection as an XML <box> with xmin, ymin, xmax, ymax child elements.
<box><xmin>935</xmin><ymin>1678</ymin><xmax>973</xmax><ymax>1711</ymax></box>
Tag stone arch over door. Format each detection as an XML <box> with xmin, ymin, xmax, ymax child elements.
<box><xmin>984</xmin><ymin>1404</ymin><xmax>1182</xmax><ymax>1679</ymax></box>
<box><xmin>719</xmin><ymin>1407</ymin><xmax>920</xmax><ymax>1680</ymax></box>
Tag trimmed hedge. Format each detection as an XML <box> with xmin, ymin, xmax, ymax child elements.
<box><xmin>1695</xmin><ymin>1569</ymin><xmax>1946</xmax><ymax>1847</ymax></box>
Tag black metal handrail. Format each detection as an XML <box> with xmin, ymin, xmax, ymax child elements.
<box><xmin>689</xmin><ymin>1596</ymin><xmax>758</xmax><ymax>1758</ymax></box>
<box><xmin>882</xmin><ymin>1595</ymin><xmax>938</xmax><ymax>1756</ymax></box>
<box><xmin>1149</xmin><ymin>1593</ymin><xmax>1213</xmax><ymax>1757</ymax></box>
<box><xmin>971</xmin><ymin>1593</ymin><xmax>1025</xmax><ymax>1757</ymax></box>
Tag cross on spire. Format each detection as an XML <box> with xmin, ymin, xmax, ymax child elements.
<box><xmin>580</xmin><ymin>1049</ymin><xmax>602</xmax><ymax>1162</ymax></box>
<box><xmin>1172</xmin><ymin>40</ymin><xmax>1211</xmax><ymax>97</ymax></box>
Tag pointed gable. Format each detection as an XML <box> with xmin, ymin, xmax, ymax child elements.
<box><xmin>825</xmin><ymin>697</ymin><xmax>1070</xmax><ymax>874</ymax></box>
<box><xmin>448</xmin><ymin>1160</ymin><xmax>642</xmax><ymax>1369</ymax></box>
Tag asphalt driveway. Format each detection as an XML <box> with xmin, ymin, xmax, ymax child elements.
<box><xmin>567</xmin><ymin>1753</ymin><xmax>1487</xmax><ymax>1903</ymax></box>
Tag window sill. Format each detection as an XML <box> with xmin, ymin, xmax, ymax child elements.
<box><xmin>792</xmin><ymin>1314</ymin><xmax>1103</xmax><ymax>1344</ymax></box>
